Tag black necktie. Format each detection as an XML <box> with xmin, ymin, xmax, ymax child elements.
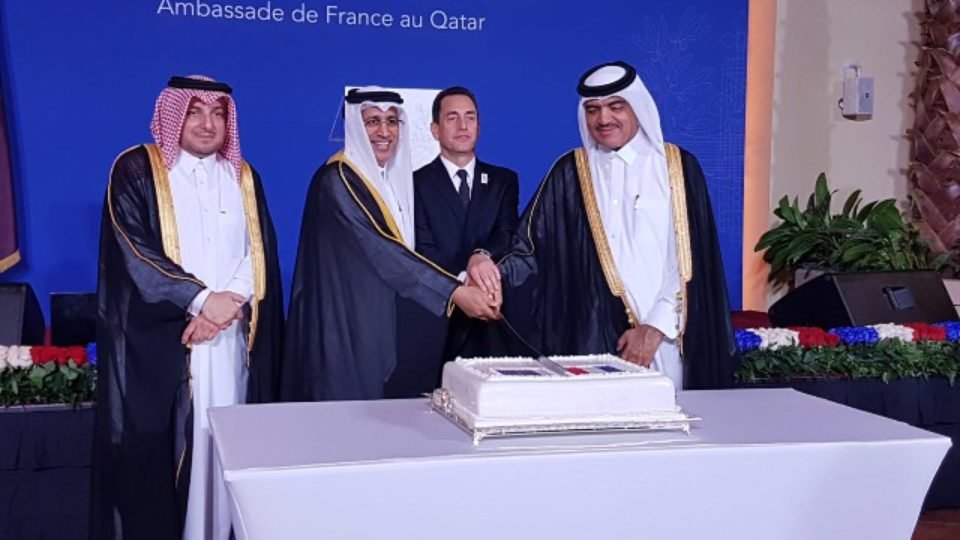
<box><xmin>456</xmin><ymin>169</ymin><xmax>470</xmax><ymax>207</ymax></box>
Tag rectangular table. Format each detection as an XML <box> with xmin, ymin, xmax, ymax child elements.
<box><xmin>748</xmin><ymin>377</ymin><xmax>960</xmax><ymax>509</ymax></box>
<box><xmin>209</xmin><ymin>389</ymin><xmax>950</xmax><ymax>540</ymax></box>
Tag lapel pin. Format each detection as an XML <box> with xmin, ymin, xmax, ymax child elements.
<box><xmin>480</xmin><ymin>173</ymin><xmax>489</xmax><ymax>185</ymax></box>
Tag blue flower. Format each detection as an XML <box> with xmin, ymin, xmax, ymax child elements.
<box><xmin>829</xmin><ymin>326</ymin><xmax>879</xmax><ymax>346</ymax></box>
<box><xmin>935</xmin><ymin>322</ymin><xmax>960</xmax><ymax>342</ymax></box>
<box><xmin>86</xmin><ymin>343</ymin><xmax>97</xmax><ymax>368</ymax></box>
<box><xmin>735</xmin><ymin>330</ymin><xmax>762</xmax><ymax>352</ymax></box>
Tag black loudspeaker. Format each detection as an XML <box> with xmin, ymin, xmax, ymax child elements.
<box><xmin>51</xmin><ymin>292</ymin><xmax>97</xmax><ymax>346</ymax></box>
<box><xmin>769</xmin><ymin>271</ymin><xmax>959</xmax><ymax>329</ymax></box>
<box><xmin>0</xmin><ymin>282</ymin><xmax>45</xmax><ymax>345</ymax></box>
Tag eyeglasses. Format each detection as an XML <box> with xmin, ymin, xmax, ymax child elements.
<box><xmin>363</xmin><ymin>117</ymin><xmax>402</xmax><ymax>129</ymax></box>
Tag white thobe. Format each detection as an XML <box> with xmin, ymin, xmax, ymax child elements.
<box><xmin>590</xmin><ymin>139</ymin><xmax>683</xmax><ymax>387</ymax></box>
<box><xmin>169</xmin><ymin>150</ymin><xmax>252</xmax><ymax>540</ymax></box>
<box><xmin>378</xmin><ymin>166</ymin><xmax>416</xmax><ymax>249</ymax></box>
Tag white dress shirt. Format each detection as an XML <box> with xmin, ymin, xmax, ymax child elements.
<box><xmin>440</xmin><ymin>154</ymin><xmax>476</xmax><ymax>194</ymax></box>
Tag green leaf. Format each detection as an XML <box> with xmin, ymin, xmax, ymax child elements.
<box><xmin>28</xmin><ymin>366</ymin><xmax>46</xmax><ymax>389</ymax></box>
<box><xmin>856</xmin><ymin>201</ymin><xmax>878</xmax><ymax>222</ymax></box>
<box><xmin>779</xmin><ymin>204</ymin><xmax>799</xmax><ymax>225</ymax></box>
<box><xmin>841</xmin><ymin>189</ymin><xmax>862</xmax><ymax>218</ymax></box>
<box><xmin>840</xmin><ymin>243</ymin><xmax>876</xmax><ymax>263</ymax></box>
<box><xmin>755</xmin><ymin>228</ymin><xmax>791</xmax><ymax>251</ymax></box>
<box><xmin>814</xmin><ymin>173</ymin><xmax>830</xmax><ymax>208</ymax></box>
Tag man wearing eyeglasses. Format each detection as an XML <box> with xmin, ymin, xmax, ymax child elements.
<box><xmin>281</xmin><ymin>87</ymin><xmax>500</xmax><ymax>401</ymax></box>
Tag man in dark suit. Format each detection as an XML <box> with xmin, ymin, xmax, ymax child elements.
<box><xmin>394</xmin><ymin>86</ymin><xmax>518</xmax><ymax>391</ymax></box>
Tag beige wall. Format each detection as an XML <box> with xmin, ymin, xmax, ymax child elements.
<box><xmin>771</xmin><ymin>0</ymin><xmax>920</xmax><ymax>216</ymax></box>
<box><xmin>759</xmin><ymin>0</ymin><xmax>922</xmax><ymax>304</ymax></box>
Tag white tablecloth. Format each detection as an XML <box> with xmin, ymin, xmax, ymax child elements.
<box><xmin>209</xmin><ymin>389</ymin><xmax>950</xmax><ymax>540</ymax></box>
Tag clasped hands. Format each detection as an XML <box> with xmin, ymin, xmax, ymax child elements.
<box><xmin>181</xmin><ymin>291</ymin><xmax>247</xmax><ymax>345</ymax></box>
<box><xmin>451</xmin><ymin>252</ymin><xmax>502</xmax><ymax>321</ymax></box>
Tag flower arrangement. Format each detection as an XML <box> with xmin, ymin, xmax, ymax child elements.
<box><xmin>0</xmin><ymin>344</ymin><xmax>96</xmax><ymax>406</ymax></box>
<box><xmin>735</xmin><ymin>322</ymin><xmax>960</xmax><ymax>384</ymax></box>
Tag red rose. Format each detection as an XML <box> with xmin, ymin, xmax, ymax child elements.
<box><xmin>64</xmin><ymin>346</ymin><xmax>88</xmax><ymax>366</ymax></box>
<box><xmin>904</xmin><ymin>323</ymin><xmax>946</xmax><ymax>342</ymax></box>
<box><xmin>787</xmin><ymin>327</ymin><xmax>840</xmax><ymax>348</ymax></box>
<box><xmin>31</xmin><ymin>346</ymin><xmax>53</xmax><ymax>365</ymax></box>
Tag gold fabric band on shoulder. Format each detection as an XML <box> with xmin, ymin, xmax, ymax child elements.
<box><xmin>574</xmin><ymin>147</ymin><xmax>639</xmax><ymax>327</ymax></box>
<box><xmin>106</xmin><ymin>145</ymin><xmax>202</xmax><ymax>288</ymax></box>
<box><xmin>239</xmin><ymin>161</ymin><xmax>267</xmax><ymax>352</ymax></box>
<box><xmin>145</xmin><ymin>144</ymin><xmax>183</xmax><ymax>266</ymax></box>
<box><xmin>330</xmin><ymin>153</ymin><xmax>458</xmax><ymax>283</ymax></box>
<box><xmin>665</xmin><ymin>143</ymin><xmax>692</xmax><ymax>284</ymax></box>
<box><xmin>327</xmin><ymin>152</ymin><xmax>405</xmax><ymax>243</ymax></box>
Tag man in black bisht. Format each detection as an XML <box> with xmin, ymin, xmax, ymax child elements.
<box><xmin>92</xmin><ymin>75</ymin><xmax>283</xmax><ymax>539</ymax></box>
<box><xmin>282</xmin><ymin>87</ymin><xmax>499</xmax><ymax>402</ymax></box>
<box><xmin>482</xmin><ymin>61</ymin><xmax>738</xmax><ymax>389</ymax></box>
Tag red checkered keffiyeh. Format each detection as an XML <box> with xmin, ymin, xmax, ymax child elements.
<box><xmin>149</xmin><ymin>74</ymin><xmax>242</xmax><ymax>178</ymax></box>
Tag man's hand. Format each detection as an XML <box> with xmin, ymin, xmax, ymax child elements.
<box><xmin>466</xmin><ymin>252</ymin><xmax>500</xmax><ymax>294</ymax></box>
<box><xmin>181</xmin><ymin>314</ymin><xmax>221</xmax><ymax>345</ymax></box>
<box><xmin>617</xmin><ymin>325</ymin><xmax>665</xmax><ymax>367</ymax></box>
<box><xmin>201</xmin><ymin>291</ymin><xmax>246</xmax><ymax>327</ymax></box>
<box><xmin>452</xmin><ymin>285</ymin><xmax>501</xmax><ymax>321</ymax></box>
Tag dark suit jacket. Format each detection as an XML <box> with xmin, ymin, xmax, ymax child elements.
<box><xmin>387</xmin><ymin>156</ymin><xmax>519</xmax><ymax>398</ymax></box>
<box><xmin>413</xmin><ymin>156</ymin><xmax>519</xmax><ymax>274</ymax></box>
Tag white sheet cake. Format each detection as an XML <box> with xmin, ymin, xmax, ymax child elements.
<box><xmin>432</xmin><ymin>354</ymin><xmax>692</xmax><ymax>441</ymax></box>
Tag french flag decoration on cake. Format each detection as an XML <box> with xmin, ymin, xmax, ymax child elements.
<box><xmin>566</xmin><ymin>365</ymin><xmax>623</xmax><ymax>375</ymax></box>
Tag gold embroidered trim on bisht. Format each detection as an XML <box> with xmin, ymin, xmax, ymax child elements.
<box><xmin>328</xmin><ymin>152</ymin><xmax>459</xmax><ymax>316</ymax></box>
<box><xmin>145</xmin><ymin>144</ymin><xmax>183</xmax><ymax>266</ymax></box>
<box><xmin>665</xmin><ymin>143</ymin><xmax>692</xmax><ymax>341</ymax></box>
<box><xmin>665</xmin><ymin>143</ymin><xmax>692</xmax><ymax>284</ymax></box>
<box><xmin>239</xmin><ymin>161</ymin><xmax>266</xmax><ymax>352</ymax></box>
<box><xmin>106</xmin><ymin>145</ymin><xmax>203</xmax><ymax>287</ymax></box>
<box><xmin>574</xmin><ymin>148</ymin><xmax>639</xmax><ymax>327</ymax></box>
<box><xmin>328</xmin><ymin>151</ymin><xmax>404</xmax><ymax>242</ymax></box>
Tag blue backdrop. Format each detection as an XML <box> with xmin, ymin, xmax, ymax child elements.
<box><xmin>0</xmin><ymin>0</ymin><xmax>745</xmax><ymax>318</ymax></box>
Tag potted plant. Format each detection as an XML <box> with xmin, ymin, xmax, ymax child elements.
<box><xmin>755</xmin><ymin>173</ymin><xmax>951</xmax><ymax>290</ymax></box>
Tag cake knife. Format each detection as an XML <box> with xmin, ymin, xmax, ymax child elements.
<box><xmin>499</xmin><ymin>315</ymin><xmax>570</xmax><ymax>377</ymax></box>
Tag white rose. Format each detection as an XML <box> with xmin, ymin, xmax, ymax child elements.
<box><xmin>0</xmin><ymin>345</ymin><xmax>8</xmax><ymax>371</ymax></box>
<box><xmin>752</xmin><ymin>327</ymin><xmax>800</xmax><ymax>350</ymax></box>
<box><xmin>8</xmin><ymin>345</ymin><xmax>33</xmax><ymax>369</ymax></box>
<box><xmin>871</xmin><ymin>323</ymin><xmax>914</xmax><ymax>342</ymax></box>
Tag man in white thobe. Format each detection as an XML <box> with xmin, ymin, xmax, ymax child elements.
<box><xmin>491</xmin><ymin>61</ymin><xmax>738</xmax><ymax>389</ymax></box>
<box><xmin>92</xmin><ymin>75</ymin><xmax>284</xmax><ymax>540</ymax></box>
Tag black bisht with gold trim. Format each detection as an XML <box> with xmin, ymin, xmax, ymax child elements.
<box><xmin>90</xmin><ymin>144</ymin><xmax>284</xmax><ymax>539</ymax></box>
<box><xmin>280</xmin><ymin>153</ymin><xmax>461</xmax><ymax>402</ymax></box>
<box><xmin>497</xmin><ymin>146</ymin><xmax>739</xmax><ymax>389</ymax></box>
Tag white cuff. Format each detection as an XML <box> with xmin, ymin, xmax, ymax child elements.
<box><xmin>188</xmin><ymin>289</ymin><xmax>212</xmax><ymax>317</ymax></box>
<box><xmin>224</xmin><ymin>279</ymin><xmax>254</xmax><ymax>302</ymax></box>
<box><xmin>643</xmin><ymin>299</ymin><xmax>680</xmax><ymax>340</ymax></box>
